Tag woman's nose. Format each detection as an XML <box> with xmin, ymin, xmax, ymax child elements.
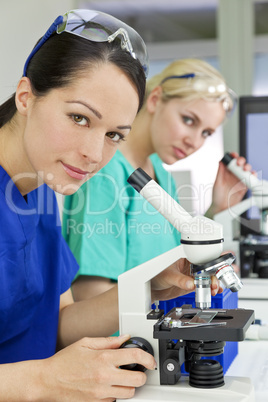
<box><xmin>80</xmin><ymin>134</ymin><xmax>105</xmax><ymax>164</ymax></box>
<box><xmin>183</xmin><ymin>131</ymin><xmax>204</xmax><ymax>151</ymax></box>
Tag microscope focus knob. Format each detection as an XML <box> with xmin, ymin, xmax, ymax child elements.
<box><xmin>163</xmin><ymin>357</ymin><xmax>180</xmax><ymax>376</ymax></box>
<box><xmin>119</xmin><ymin>336</ymin><xmax>154</xmax><ymax>372</ymax></box>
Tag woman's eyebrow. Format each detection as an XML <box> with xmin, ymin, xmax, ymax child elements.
<box><xmin>66</xmin><ymin>100</ymin><xmax>102</xmax><ymax>119</ymax></box>
<box><xmin>117</xmin><ymin>125</ymin><xmax>132</xmax><ymax>130</ymax></box>
<box><xmin>66</xmin><ymin>100</ymin><xmax>132</xmax><ymax>130</ymax></box>
<box><xmin>185</xmin><ymin>109</ymin><xmax>200</xmax><ymax>123</ymax></box>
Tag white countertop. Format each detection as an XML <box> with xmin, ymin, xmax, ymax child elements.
<box><xmin>226</xmin><ymin>340</ymin><xmax>268</xmax><ymax>402</ymax></box>
<box><xmin>238</xmin><ymin>278</ymin><xmax>268</xmax><ymax>300</ymax></box>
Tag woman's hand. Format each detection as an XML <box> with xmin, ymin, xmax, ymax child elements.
<box><xmin>151</xmin><ymin>257</ymin><xmax>222</xmax><ymax>302</ymax></box>
<box><xmin>206</xmin><ymin>152</ymin><xmax>252</xmax><ymax>218</ymax></box>
<box><xmin>41</xmin><ymin>335</ymin><xmax>156</xmax><ymax>401</ymax></box>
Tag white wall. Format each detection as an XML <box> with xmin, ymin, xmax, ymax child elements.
<box><xmin>165</xmin><ymin>128</ymin><xmax>223</xmax><ymax>216</ymax></box>
<box><xmin>0</xmin><ymin>0</ymin><xmax>77</xmax><ymax>104</ymax></box>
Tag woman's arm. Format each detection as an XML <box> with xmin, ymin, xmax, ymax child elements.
<box><xmin>72</xmin><ymin>276</ymin><xmax>116</xmax><ymax>301</ymax></box>
<box><xmin>57</xmin><ymin>286</ymin><xmax>120</xmax><ymax>348</ymax></box>
<box><xmin>57</xmin><ymin>258</ymin><xmax>221</xmax><ymax>348</ymax></box>
<box><xmin>0</xmin><ymin>359</ymin><xmax>46</xmax><ymax>401</ymax></box>
<box><xmin>0</xmin><ymin>335</ymin><xmax>156</xmax><ymax>401</ymax></box>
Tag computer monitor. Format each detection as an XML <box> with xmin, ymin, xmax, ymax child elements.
<box><xmin>239</xmin><ymin>95</ymin><xmax>268</xmax><ymax>235</ymax></box>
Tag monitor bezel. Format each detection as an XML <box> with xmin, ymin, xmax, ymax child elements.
<box><xmin>239</xmin><ymin>95</ymin><xmax>268</xmax><ymax>235</ymax></box>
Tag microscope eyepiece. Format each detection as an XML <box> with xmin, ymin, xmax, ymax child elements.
<box><xmin>127</xmin><ymin>168</ymin><xmax>151</xmax><ymax>193</ymax></box>
<box><xmin>221</xmin><ymin>152</ymin><xmax>234</xmax><ymax>166</ymax></box>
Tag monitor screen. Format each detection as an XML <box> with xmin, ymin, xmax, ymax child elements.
<box><xmin>239</xmin><ymin>96</ymin><xmax>268</xmax><ymax>234</ymax></box>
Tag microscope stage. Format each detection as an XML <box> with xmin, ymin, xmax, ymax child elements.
<box><xmin>154</xmin><ymin>307</ymin><xmax>255</xmax><ymax>342</ymax></box>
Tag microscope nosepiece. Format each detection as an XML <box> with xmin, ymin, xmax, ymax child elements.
<box><xmin>215</xmin><ymin>265</ymin><xmax>243</xmax><ymax>292</ymax></box>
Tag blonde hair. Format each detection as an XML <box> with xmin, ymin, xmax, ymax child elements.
<box><xmin>145</xmin><ymin>58</ymin><xmax>235</xmax><ymax>114</ymax></box>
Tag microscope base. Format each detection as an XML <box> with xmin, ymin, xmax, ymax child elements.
<box><xmin>119</xmin><ymin>376</ymin><xmax>255</xmax><ymax>402</ymax></box>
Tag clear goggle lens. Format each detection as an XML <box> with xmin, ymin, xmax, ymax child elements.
<box><xmin>23</xmin><ymin>9</ymin><xmax>149</xmax><ymax>77</ymax></box>
<box><xmin>160</xmin><ymin>73</ymin><xmax>237</xmax><ymax>117</ymax></box>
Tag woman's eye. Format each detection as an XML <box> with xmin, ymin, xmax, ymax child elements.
<box><xmin>106</xmin><ymin>132</ymin><xmax>125</xmax><ymax>143</ymax></box>
<box><xmin>182</xmin><ymin>115</ymin><xmax>194</xmax><ymax>126</ymax></box>
<box><xmin>71</xmin><ymin>114</ymin><xmax>89</xmax><ymax>126</ymax></box>
<box><xmin>202</xmin><ymin>130</ymin><xmax>213</xmax><ymax>138</ymax></box>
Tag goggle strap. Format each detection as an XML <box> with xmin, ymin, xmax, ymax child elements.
<box><xmin>23</xmin><ymin>15</ymin><xmax>63</xmax><ymax>76</ymax></box>
<box><xmin>161</xmin><ymin>73</ymin><xmax>196</xmax><ymax>85</ymax></box>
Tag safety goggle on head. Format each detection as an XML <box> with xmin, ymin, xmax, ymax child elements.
<box><xmin>160</xmin><ymin>73</ymin><xmax>237</xmax><ymax>117</ymax></box>
<box><xmin>23</xmin><ymin>9</ymin><xmax>149</xmax><ymax>77</ymax></box>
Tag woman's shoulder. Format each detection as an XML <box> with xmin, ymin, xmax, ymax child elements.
<box><xmin>102</xmin><ymin>150</ymin><xmax>131</xmax><ymax>168</ymax></box>
<box><xmin>92</xmin><ymin>150</ymin><xmax>134</xmax><ymax>182</ymax></box>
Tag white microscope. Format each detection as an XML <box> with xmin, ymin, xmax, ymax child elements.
<box><xmin>118</xmin><ymin>167</ymin><xmax>255</xmax><ymax>402</ymax></box>
<box><xmin>214</xmin><ymin>152</ymin><xmax>268</xmax><ymax>278</ymax></box>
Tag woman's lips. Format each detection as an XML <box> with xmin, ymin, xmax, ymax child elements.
<box><xmin>173</xmin><ymin>147</ymin><xmax>187</xmax><ymax>159</ymax></box>
<box><xmin>61</xmin><ymin>162</ymin><xmax>90</xmax><ymax>180</ymax></box>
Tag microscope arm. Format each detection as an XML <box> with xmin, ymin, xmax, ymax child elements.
<box><xmin>118</xmin><ymin>244</ymin><xmax>186</xmax><ymax>333</ymax></box>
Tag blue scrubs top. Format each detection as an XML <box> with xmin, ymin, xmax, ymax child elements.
<box><xmin>63</xmin><ymin>151</ymin><xmax>180</xmax><ymax>280</ymax></box>
<box><xmin>0</xmin><ymin>166</ymin><xmax>78</xmax><ymax>363</ymax></box>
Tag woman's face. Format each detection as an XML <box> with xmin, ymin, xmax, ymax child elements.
<box><xmin>148</xmin><ymin>94</ymin><xmax>226</xmax><ymax>165</ymax></box>
<box><xmin>22</xmin><ymin>63</ymin><xmax>139</xmax><ymax>195</ymax></box>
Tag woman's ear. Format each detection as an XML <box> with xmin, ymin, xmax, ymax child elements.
<box><xmin>15</xmin><ymin>77</ymin><xmax>34</xmax><ymax>116</ymax></box>
<box><xmin>146</xmin><ymin>86</ymin><xmax>163</xmax><ymax>114</ymax></box>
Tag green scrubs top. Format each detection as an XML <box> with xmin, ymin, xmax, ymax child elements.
<box><xmin>62</xmin><ymin>151</ymin><xmax>181</xmax><ymax>280</ymax></box>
